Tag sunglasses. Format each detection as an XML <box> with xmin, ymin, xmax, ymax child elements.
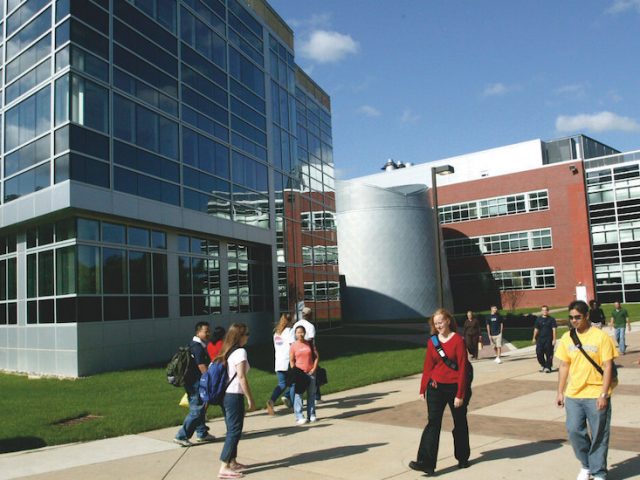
<box><xmin>568</xmin><ymin>315</ymin><xmax>583</xmax><ymax>320</ymax></box>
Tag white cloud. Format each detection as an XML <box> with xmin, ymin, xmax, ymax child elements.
<box><xmin>554</xmin><ymin>83</ymin><xmax>587</xmax><ymax>97</ymax></box>
<box><xmin>556</xmin><ymin>111</ymin><xmax>640</xmax><ymax>133</ymax></box>
<box><xmin>357</xmin><ymin>105</ymin><xmax>381</xmax><ymax>117</ymax></box>
<box><xmin>287</xmin><ymin>13</ymin><xmax>332</xmax><ymax>29</ymax></box>
<box><xmin>606</xmin><ymin>0</ymin><xmax>640</xmax><ymax>14</ymax></box>
<box><xmin>400</xmin><ymin>108</ymin><xmax>421</xmax><ymax>124</ymax></box>
<box><xmin>299</xmin><ymin>30</ymin><xmax>359</xmax><ymax>63</ymax></box>
<box><xmin>483</xmin><ymin>83</ymin><xmax>509</xmax><ymax>97</ymax></box>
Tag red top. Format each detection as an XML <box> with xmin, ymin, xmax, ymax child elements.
<box><xmin>419</xmin><ymin>333</ymin><xmax>470</xmax><ymax>399</ymax></box>
<box><xmin>290</xmin><ymin>341</ymin><xmax>315</xmax><ymax>373</ymax></box>
<box><xmin>206</xmin><ymin>340</ymin><xmax>223</xmax><ymax>362</ymax></box>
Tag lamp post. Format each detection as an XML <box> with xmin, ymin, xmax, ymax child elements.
<box><xmin>431</xmin><ymin>165</ymin><xmax>455</xmax><ymax>308</ymax></box>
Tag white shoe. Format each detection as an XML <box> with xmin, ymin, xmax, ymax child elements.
<box><xmin>173</xmin><ymin>437</ymin><xmax>193</xmax><ymax>447</ymax></box>
<box><xmin>576</xmin><ymin>468</ymin><xmax>590</xmax><ymax>480</ymax></box>
<box><xmin>309</xmin><ymin>415</ymin><xmax>317</xmax><ymax>423</ymax></box>
<box><xmin>296</xmin><ymin>418</ymin><xmax>308</xmax><ymax>425</ymax></box>
<box><xmin>495</xmin><ymin>357</ymin><xmax>502</xmax><ymax>364</ymax></box>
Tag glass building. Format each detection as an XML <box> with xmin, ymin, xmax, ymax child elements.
<box><xmin>0</xmin><ymin>0</ymin><xmax>339</xmax><ymax>376</ymax></box>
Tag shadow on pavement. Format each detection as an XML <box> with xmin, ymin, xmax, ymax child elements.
<box><xmin>319</xmin><ymin>391</ymin><xmax>400</xmax><ymax>410</ymax></box>
<box><xmin>609</xmin><ymin>454</ymin><xmax>640</xmax><ymax>480</ymax></box>
<box><xmin>0</xmin><ymin>436</ymin><xmax>47</xmax><ymax>454</ymax></box>
<box><xmin>244</xmin><ymin>442</ymin><xmax>388</xmax><ymax>474</ymax></box>
<box><xmin>243</xmin><ymin>423</ymin><xmax>332</xmax><ymax>439</ymax></box>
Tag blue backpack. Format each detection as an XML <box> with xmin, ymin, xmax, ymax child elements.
<box><xmin>199</xmin><ymin>361</ymin><xmax>237</xmax><ymax>405</ymax></box>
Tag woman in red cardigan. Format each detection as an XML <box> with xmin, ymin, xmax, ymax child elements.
<box><xmin>409</xmin><ymin>308</ymin><xmax>472</xmax><ymax>476</ymax></box>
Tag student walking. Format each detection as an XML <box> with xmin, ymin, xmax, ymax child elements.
<box><xmin>463</xmin><ymin>310</ymin><xmax>481</xmax><ymax>360</ymax></box>
<box><xmin>609</xmin><ymin>301</ymin><xmax>631</xmax><ymax>354</ymax></box>
<box><xmin>486</xmin><ymin>305</ymin><xmax>504</xmax><ymax>363</ymax></box>
<box><xmin>588</xmin><ymin>300</ymin><xmax>605</xmax><ymax>329</ymax></box>
<box><xmin>266</xmin><ymin>314</ymin><xmax>293</xmax><ymax>415</ymax></box>
<box><xmin>215</xmin><ymin>323</ymin><xmax>255</xmax><ymax>479</ymax></box>
<box><xmin>410</xmin><ymin>309</ymin><xmax>471</xmax><ymax>476</ymax></box>
<box><xmin>555</xmin><ymin>300</ymin><xmax>618</xmax><ymax>480</ymax></box>
<box><xmin>207</xmin><ymin>326</ymin><xmax>226</xmax><ymax>362</ymax></box>
<box><xmin>290</xmin><ymin>325</ymin><xmax>319</xmax><ymax>425</ymax></box>
<box><xmin>174</xmin><ymin>322</ymin><xmax>216</xmax><ymax>446</ymax></box>
<box><xmin>532</xmin><ymin>305</ymin><xmax>557</xmax><ymax>373</ymax></box>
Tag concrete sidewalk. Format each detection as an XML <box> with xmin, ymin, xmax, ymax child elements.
<box><xmin>2</xmin><ymin>330</ymin><xmax>639</xmax><ymax>480</ymax></box>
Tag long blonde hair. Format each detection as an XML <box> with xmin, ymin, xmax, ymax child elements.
<box><xmin>274</xmin><ymin>313</ymin><xmax>291</xmax><ymax>335</ymax></box>
<box><xmin>429</xmin><ymin>308</ymin><xmax>455</xmax><ymax>335</ymax></box>
<box><xmin>215</xmin><ymin>323</ymin><xmax>248</xmax><ymax>366</ymax></box>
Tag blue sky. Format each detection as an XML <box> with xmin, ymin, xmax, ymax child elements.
<box><xmin>269</xmin><ymin>0</ymin><xmax>640</xmax><ymax>179</ymax></box>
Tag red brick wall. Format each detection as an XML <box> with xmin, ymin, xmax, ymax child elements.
<box><xmin>437</xmin><ymin>161</ymin><xmax>594</xmax><ymax>310</ymax></box>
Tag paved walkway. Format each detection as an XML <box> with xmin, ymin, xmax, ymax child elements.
<box><xmin>2</xmin><ymin>329</ymin><xmax>639</xmax><ymax>480</ymax></box>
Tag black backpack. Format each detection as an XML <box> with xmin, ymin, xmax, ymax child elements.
<box><xmin>166</xmin><ymin>346</ymin><xmax>193</xmax><ymax>387</ymax></box>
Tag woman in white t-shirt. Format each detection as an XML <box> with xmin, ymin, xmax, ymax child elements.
<box><xmin>214</xmin><ymin>323</ymin><xmax>255</xmax><ymax>479</ymax></box>
<box><xmin>267</xmin><ymin>313</ymin><xmax>293</xmax><ymax>415</ymax></box>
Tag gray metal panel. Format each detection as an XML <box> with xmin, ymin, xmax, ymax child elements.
<box><xmin>336</xmin><ymin>181</ymin><xmax>453</xmax><ymax>322</ymax></box>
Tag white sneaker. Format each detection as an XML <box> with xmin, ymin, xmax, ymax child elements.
<box><xmin>576</xmin><ymin>468</ymin><xmax>590</xmax><ymax>480</ymax></box>
<box><xmin>173</xmin><ymin>437</ymin><xmax>193</xmax><ymax>447</ymax></box>
<box><xmin>296</xmin><ymin>418</ymin><xmax>308</xmax><ymax>425</ymax></box>
<box><xmin>309</xmin><ymin>415</ymin><xmax>317</xmax><ymax>423</ymax></box>
<box><xmin>194</xmin><ymin>434</ymin><xmax>215</xmax><ymax>443</ymax></box>
<box><xmin>495</xmin><ymin>357</ymin><xmax>502</xmax><ymax>364</ymax></box>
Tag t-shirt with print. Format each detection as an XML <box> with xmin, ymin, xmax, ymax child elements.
<box><xmin>486</xmin><ymin>314</ymin><xmax>503</xmax><ymax>336</ymax></box>
<box><xmin>226</xmin><ymin>348</ymin><xmax>249</xmax><ymax>395</ymax></box>
<box><xmin>273</xmin><ymin>327</ymin><xmax>293</xmax><ymax>372</ymax></box>
<box><xmin>534</xmin><ymin>316</ymin><xmax>557</xmax><ymax>341</ymax></box>
<box><xmin>611</xmin><ymin>308</ymin><xmax>628</xmax><ymax>328</ymax></box>
<box><xmin>290</xmin><ymin>341</ymin><xmax>315</xmax><ymax>373</ymax></box>
<box><xmin>554</xmin><ymin>327</ymin><xmax>618</xmax><ymax>398</ymax></box>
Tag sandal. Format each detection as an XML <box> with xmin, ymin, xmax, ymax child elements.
<box><xmin>231</xmin><ymin>462</ymin><xmax>248</xmax><ymax>472</ymax></box>
<box><xmin>218</xmin><ymin>471</ymin><xmax>243</xmax><ymax>479</ymax></box>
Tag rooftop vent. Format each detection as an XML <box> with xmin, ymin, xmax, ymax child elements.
<box><xmin>381</xmin><ymin>159</ymin><xmax>397</xmax><ymax>171</ymax></box>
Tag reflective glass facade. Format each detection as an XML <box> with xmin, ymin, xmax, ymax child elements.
<box><xmin>0</xmin><ymin>0</ymin><xmax>339</xmax><ymax>376</ymax></box>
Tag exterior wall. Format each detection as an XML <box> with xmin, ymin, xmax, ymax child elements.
<box><xmin>585</xmin><ymin>152</ymin><xmax>640</xmax><ymax>303</ymax></box>
<box><xmin>0</xmin><ymin>0</ymin><xmax>337</xmax><ymax>376</ymax></box>
<box><xmin>336</xmin><ymin>181</ymin><xmax>452</xmax><ymax>322</ymax></box>
<box><xmin>439</xmin><ymin>161</ymin><xmax>594</xmax><ymax>310</ymax></box>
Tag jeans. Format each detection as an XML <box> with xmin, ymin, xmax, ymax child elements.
<box><xmin>220</xmin><ymin>393</ymin><xmax>245</xmax><ymax>463</ymax></box>
<box><xmin>614</xmin><ymin>327</ymin><xmax>626</xmax><ymax>354</ymax></box>
<box><xmin>294</xmin><ymin>373</ymin><xmax>316</xmax><ymax>420</ymax></box>
<box><xmin>269</xmin><ymin>371</ymin><xmax>288</xmax><ymax>403</ymax></box>
<box><xmin>176</xmin><ymin>381</ymin><xmax>208</xmax><ymax>440</ymax></box>
<box><xmin>536</xmin><ymin>340</ymin><xmax>554</xmax><ymax>369</ymax></box>
<box><xmin>417</xmin><ymin>382</ymin><xmax>471</xmax><ymax>471</ymax></box>
<box><xmin>565</xmin><ymin>397</ymin><xmax>611</xmax><ymax>479</ymax></box>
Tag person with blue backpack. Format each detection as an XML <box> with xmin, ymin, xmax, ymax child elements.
<box><xmin>409</xmin><ymin>309</ymin><xmax>472</xmax><ymax>476</ymax></box>
<box><xmin>214</xmin><ymin>323</ymin><xmax>255</xmax><ymax>479</ymax></box>
<box><xmin>173</xmin><ymin>322</ymin><xmax>216</xmax><ymax>447</ymax></box>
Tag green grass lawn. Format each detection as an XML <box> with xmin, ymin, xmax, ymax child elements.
<box><xmin>0</xmin><ymin>336</ymin><xmax>425</xmax><ymax>454</ymax></box>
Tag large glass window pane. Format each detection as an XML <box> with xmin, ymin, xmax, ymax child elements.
<box><xmin>38</xmin><ymin>250</ymin><xmax>54</xmax><ymax>296</ymax></box>
<box><xmin>153</xmin><ymin>253</ymin><xmax>168</xmax><ymax>294</ymax></box>
<box><xmin>77</xmin><ymin>218</ymin><xmax>99</xmax><ymax>240</ymax></box>
<box><xmin>103</xmin><ymin>248</ymin><xmax>127</xmax><ymax>293</ymax></box>
<box><xmin>102</xmin><ymin>222</ymin><xmax>126</xmax><ymax>244</ymax></box>
<box><xmin>5</xmin><ymin>86</ymin><xmax>51</xmax><ymax>152</ymax></box>
<box><xmin>27</xmin><ymin>254</ymin><xmax>37</xmax><ymax>297</ymax></box>
<box><xmin>78</xmin><ymin>245</ymin><xmax>100</xmax><ymax>293</ymax></box>
<box><xmin>129</xmin><ymin>250</ymin><xmax>151</xmax><ymax>294</ymax></box>
<box><xmin>56</xmin><ymin>246</ymin><xmax>76</xmax><ymax>294</ymax></box>
<box><xmin>178</xmin><ymin>255</ymin><xmax>192</xmax><ymax>294</ymax></box>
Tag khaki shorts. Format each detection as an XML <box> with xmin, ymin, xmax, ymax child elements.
<box><xmin>490</xmin><ymin>334</ymin><xmax>503</xmax><ymax>348</ymax></box>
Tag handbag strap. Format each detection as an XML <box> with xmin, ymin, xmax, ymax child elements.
<box><xmin>430</xmin><ymin>335</ymin><xmax>458</xmax><ymax>371</ymax></box>
<box><xmin>569</xmin><ymin>328</ymin><xmax>604</xmax><ymax>375</ymax></box>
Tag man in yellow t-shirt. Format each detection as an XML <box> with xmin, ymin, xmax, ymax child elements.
<box><xmin>555</xmin><ymin>300</ymin><xmax>618</xmax><ymax>480</ymax></box>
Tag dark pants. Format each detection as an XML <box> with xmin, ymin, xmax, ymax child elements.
<box><xmin>536</xmin><ymin>340</ymin><xmax>554</xmax><ymax>369</ymax></box>
<box><xmin>220</xmin><ymin>393</ymin><xmax>245</xmax><ymax>463</ymax></box>
<box><xmin>417</xmin><ymin>382</ymin><xmax>471</xmax><ymax>470</ymax></box>
<box><xmin>465</xmin><ymin>335</ymin><xmax>479</xmax><ymax>359</ymax></box>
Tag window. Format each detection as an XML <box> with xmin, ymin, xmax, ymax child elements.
<box><xmin>5</xmin><ymin>86</ymin><xmax>51</xmax><ymax>152</ymax></box>
<box><xmin>55</xmin><ymin>73</ymin><xmax>109</xmax><ymax>133</ymax></box>
<box><xmin>439</xmin><ymin>190</ymin><xmax>550</xmax><ymax>224</ymax></box>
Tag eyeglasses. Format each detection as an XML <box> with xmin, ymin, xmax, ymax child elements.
<box><xmin>568</xmin><ymin>315</ymin><xmax>583</xmax><ymax>320</ymax></box>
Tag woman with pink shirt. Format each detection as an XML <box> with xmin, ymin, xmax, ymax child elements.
<box><xmin>289</xmin><ymin>325</ymin><xmax>319</xmax><ymax>425</ymax></box>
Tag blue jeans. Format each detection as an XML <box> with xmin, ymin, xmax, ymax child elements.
<box><xmin>565</xmin><ymin>397</ymin><xmax>611</xmax><ymax>479</ymax></box>
<box><xmin>294</xmin><ymin>373</ymin><xmax>316</xmax><ymax>420</ymax></box>
<box><xmin>269</xmin><ymin>371</ymin><xmax>288</xmax><ymax>403</ymax></box>
<box><xmin>176</xmin><ymin>381</ymin><xmax>208</xmax><ymax>440</ymax></box>
<box><xmin>614</xmin><ymin>327</ymin><xmax>626</xmax><ymax>354</ymax></box>
<box><xmin>220</xmin><ymin>393</ymin><xmax>245</xmax><ymax>463</ymax></box>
